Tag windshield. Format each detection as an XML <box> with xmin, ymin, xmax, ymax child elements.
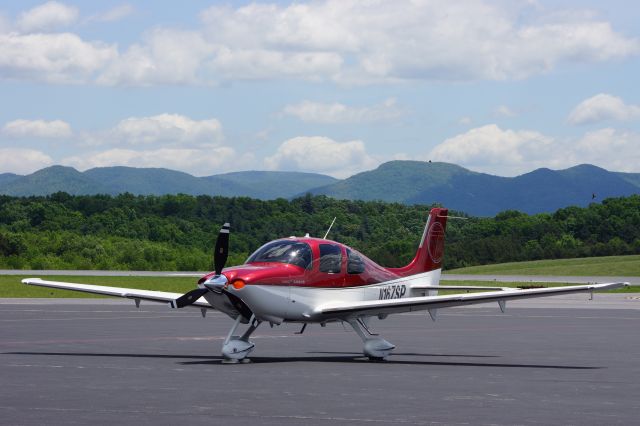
<box><xmin>246</xmin><ymin>240</ymin><xmax>313</xmax><ymax>269</ymax></box>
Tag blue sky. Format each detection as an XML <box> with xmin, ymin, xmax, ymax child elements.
<box><xmin>1</xmin><ymin>0</ymin><xmax>639</xmax><ymax>177</ymax></box>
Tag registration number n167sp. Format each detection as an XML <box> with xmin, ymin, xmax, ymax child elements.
<box><xmin>379</xmin><ymin>284</ymin><xmax>406</xmax><ymax>300</ymax></box>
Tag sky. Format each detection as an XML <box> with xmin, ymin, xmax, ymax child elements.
<box><xmin>0</xmin><ymin>0</ymin><xmax>639</xmax><ymax>178</ymax></box>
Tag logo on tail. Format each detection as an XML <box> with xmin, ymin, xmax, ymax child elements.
<box><xmin>427</xmin><ymin>220</ymin><xmax>445</xmax><ymax>264</ymax></box>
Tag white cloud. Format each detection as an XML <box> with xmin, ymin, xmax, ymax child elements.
<box><xmin>282</xmin><ymin>98</ymin><xmax>402</xmax><ymax>124</ymax></box>
<box><xmin>568</xmin><ymin>93</ymin><xmax>640</xmax><ymax>125</ymax></box>
<box><xmin>4</xmin><ymin>1</ymin><xmax>636</xmax><ymax>86</ymax></box>
<box><xmin>209</xmin><ymin>48</ymin><xmax>343</xmax><ymax>82</ymax></box>
<box><xmin>97</xmin><ymin>28</ymin><xmax>214</xmax><ymax>86</ymax></box>
<box><xmin>62</xmin><ymin>146</ymin><xmax>235</xmax><ymax>176</ymax></box>
<box><xmin>264</xmin><ymin>136</ymin><xmax>378</xmax><ymax>178</ymax></box>
<box><xmin>199</xmin><ymin>3</ymin><xmax>358</xmax><ymax>52</ymax></box>
<box><xmin>196</xmin><ymin>0</ymin><xmax>639</xmax><ymax>84</ymax></box>
<box><xmin>17</xmin><ymin>1</ymin><xmax>78</xmax><ymax>33</ymax></box>
<box><xmin>108</xmin><ymin>114</ymin><xmax>223</xmax><ymax>147</ymax></box>
<box><xmin>570</xmin><ymin>128</ymin><xmax>640</xmax><ymax>172</ymax></box>
<box><xmin>0</xmin><ymin>148</ymin><xmax>53</xmax><ymax>174</ymax></box>
<box><xmin>430</xmin><ymin>124</ymin><xmax>640</xmax><ymax>175</ymax></box>
<box><xmin>429</xmin><ymin>124</ymin><xmax>556</xmax><ymax>175</ymax></box>
<box><xmin>88</xmin><ymin>4</ymin><xmax>134</xmax><ymax>23</ymax></box>
<box><xmin>0</xmin><ymin>32</ymin><xmax>117</xmax><ymax>83</ymax></box>
<box><xmin>2</xmin><ymin>119</ymin><xmax>72</xmax><ymax>139</ymax></box>
<box><xmin>61</xmin><ymin>113</ymin><xmax>232</xmax><ymax>175</ymax></box>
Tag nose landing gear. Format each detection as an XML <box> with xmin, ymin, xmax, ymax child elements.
<box><xmin>221</xmin><ymin>315</ymin><xmax>262</xmax><ymax>363</ymax></box>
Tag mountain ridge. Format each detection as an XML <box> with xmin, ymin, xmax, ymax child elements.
<box><xmin>0</xmin><ymin>166</ymin><xmax>337</xmax><ymax>200</ymax></box>
<box><xmin>306</xmin><ymin>161</ymin><xmax>640</xmax><ymax>215</ymax></box>
<box><xmin>1</xmin><ymin>162</ymin><xmax>638</xmax><ymax>216</ymax></box>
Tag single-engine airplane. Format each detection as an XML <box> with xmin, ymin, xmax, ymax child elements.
<box><xmin>23</xmin><ymin>208</ymin><xmax>628</xmax><ymax>363</ymax></box>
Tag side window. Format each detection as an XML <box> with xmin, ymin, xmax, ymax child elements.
<box><xmin>296</xmin><ymin>245</ymin><xmax>313</xmax><ymax>270</ymax></box>
<box><xmin>319</xmin><ymin>244</ymin><xmax>342</xmax><ymax>273</ymax></box>
<box><xmin>347</xmin><ymin>248</ymin><xmax>365</xmax><ymax>274</ymax></box>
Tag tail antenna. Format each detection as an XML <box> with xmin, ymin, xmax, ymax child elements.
<box><xmin>323</xmin><ymin>217</ymin><xmax>337</xmax><ymax>239</ymax></box>
<box><xmin>439</xmin><ymin>214</ymin><xmax>468</xmax><ymax>220</ymax></box>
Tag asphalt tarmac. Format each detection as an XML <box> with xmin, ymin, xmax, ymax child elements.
<box><xmin>1</xmin><ymin>299</ymin><xmax>639</xmax><ymax>426</ymax></box>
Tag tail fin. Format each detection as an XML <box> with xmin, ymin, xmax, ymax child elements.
<box><xmin>388</xmin><ymin>207</ymin><xmax>448</xmax><ymax>277</ymax></box>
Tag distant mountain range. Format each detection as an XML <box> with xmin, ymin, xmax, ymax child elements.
<box><xmin>306</xmin><ymin>161</ymin><xmax>640</xmax><ymax>215</ymax></box>
<box><xmin>1</xmin><ymin>162</ymin><xmax>638</xmax><ymax>216</ymax></box>
<box><xmin>0</xmin><ymin>166</ymin><xmax>338</xmax><ymax>200</ymax></box>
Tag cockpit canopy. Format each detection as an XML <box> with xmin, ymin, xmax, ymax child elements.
<box><xmin>246</xmin><ymin>240</ymin><xmax>313</xmax><ymax>269</ymax></box>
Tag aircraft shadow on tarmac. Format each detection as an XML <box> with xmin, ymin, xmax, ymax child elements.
<box><xmin>4</xmin><ymin>351</ymin><xmax>601</xmax><ymax>369</ymax></box>
<box><xmin>309</xmin><ymin>351</ymin><xmax>500</xmax><ymax>358</ymax></box>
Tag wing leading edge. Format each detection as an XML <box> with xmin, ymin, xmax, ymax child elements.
<box><xmin>21</xmin><ymin>278</ymin><xmax>213</xmax><ymax>309</ymax></box>
<box><xmin>319</xmin><ymin>282</ymin><xmax>629</xmax><ymax>318</ymax></box>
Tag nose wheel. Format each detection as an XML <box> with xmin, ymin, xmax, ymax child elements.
<box><xmin>221</xmin><ymin>315</ymin><xmax>262</xmax><ymax>363</ymax></box>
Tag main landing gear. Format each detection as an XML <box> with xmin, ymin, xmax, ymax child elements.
<box><xmin>221</xmin><ymin>314</ymin><xmax>261</xmax><ymax>363</ymax></box>
<box><xmin>220</xmin><ymin>316</ymin><xmax>395</xmax><ymax>363</ymax></box>
<box><xmin>349</xmin><ymin>318</ymin><xmax>395</xmax><ymax>361</ymax></box>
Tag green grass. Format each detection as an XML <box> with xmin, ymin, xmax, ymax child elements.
<box><xmin>446</xmin><ymin>255</ymin><xmax>640</xmax><ymax>276</ymax></box>
<box><xmin>0</xmin><ymin>275</ymin><xmax>197</xmax><ymax>298</ymax></box>
<box><xmin>0</xmin><ymin>275</ymin><xmax>635</xmax><ymax>298</ymax></box>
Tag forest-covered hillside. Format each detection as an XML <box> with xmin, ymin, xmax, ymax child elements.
<box><xmin>0</xmin><ymin>166</ymin><xmax>337</xmax><ymax>199</ymax></box>
<box><xmin>308</xmin><ymin>161</ymin><xmax>640</xmax><ymax>215</ymax></box>
<box><xmin>0</xmin><ymin>193</ymin><xmax>638</xmax><ymax>271</ymax></box>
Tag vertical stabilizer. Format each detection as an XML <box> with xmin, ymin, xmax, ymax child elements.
<box><xmin>387</xmin><ymin>208</ymin><xmax>448</xmax><ymax>277</ymax></box>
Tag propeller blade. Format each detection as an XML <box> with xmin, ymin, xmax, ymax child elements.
<box><xmin>223</xmin><ymin>289</ymin><xmax>253</xmax><ymax>321</ymax></box>
<box><xmin>214</xmin><ymin>222</ymin><xmax>230</xmax><ymax>275</ymax></box>
<box><xmin>171</xmin><ymin>223</ymin><xmax>231</xmax><ymax>309</ymax></box>
<box><xmin>170</xmin><ymin>288</ymin><xmax>209</xmax><ymax>309</ymax></box>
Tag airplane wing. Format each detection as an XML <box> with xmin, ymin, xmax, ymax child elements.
<box><xmin>21</xmin><ymin>278</ymin><xmax>213</xmax><ymax>309</ymax></box>
<box><xmin>319</xmin><ymin>282</ymin><xmax>629</xmax><ymax>318</ymax></box>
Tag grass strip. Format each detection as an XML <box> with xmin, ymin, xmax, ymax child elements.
<box><xmin>0</xmin><ymin>275</ymin><xmax>197</xmax><ymax>298</ymax></box>
<box><xmin>446</xmin><ymin>255</ymin><xmax>640</xmax><ymax>276</ymax></box>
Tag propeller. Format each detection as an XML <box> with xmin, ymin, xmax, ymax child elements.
<box><xmin>169</xmin><ymin>222</ymin><xmax>231</xmax><ymax>309</ymax></box>
<box><xmin>214</xmin><ymin>222</ymin><xmax>230</xmax><ymax>275</ymax></box>
<box><xmin>170</xmin><ymin>287</ymin><xmax>209</xmax><ymax>309</ymax></box>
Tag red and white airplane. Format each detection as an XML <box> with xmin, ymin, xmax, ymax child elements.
<box><xmin>23</xmin><ymin>208</ymin><xmax>628</xmax><ymax>363</ymax></box>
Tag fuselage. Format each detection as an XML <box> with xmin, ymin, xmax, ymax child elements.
<box><xmin>198</xmin><ymin>236</ymin><xmax>441</xmax><ymax>324</ymax></box>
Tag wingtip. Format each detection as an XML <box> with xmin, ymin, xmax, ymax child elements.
<box><xmin>598</xmin><ymin>281</ymin><xmax>631</xmax><ymax>291</ymax></box>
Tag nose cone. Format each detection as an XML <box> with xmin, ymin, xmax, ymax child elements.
<box><xmin>202</xmin><ymin>273</ymin><xmax>228</xmax><ymax>293</ymax></box>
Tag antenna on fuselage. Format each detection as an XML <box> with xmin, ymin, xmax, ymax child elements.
<box><xmin>323</xmin><ymin>216</ymin><xmax>337</xmax><ymax>240</ymax></box>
